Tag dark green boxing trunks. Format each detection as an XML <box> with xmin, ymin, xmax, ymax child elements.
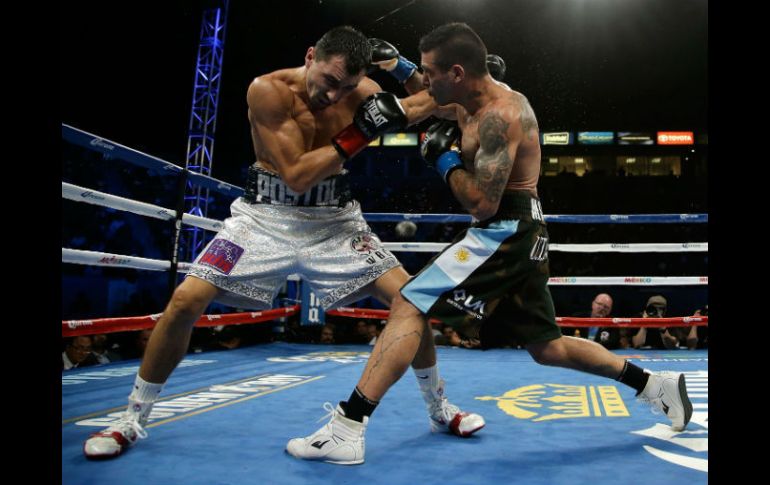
<box><xmin>400</xmin><ymin>190</ymin><xmax>562</xmax><ymax>348</ymax></box>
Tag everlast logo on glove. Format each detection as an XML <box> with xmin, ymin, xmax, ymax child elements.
<box><xmin>333</xmin><ymin>92</ymin><xmax>407</xmax><ymax>160</ymax></box>
<box><xmin>364</xmin><ymin>99</ymin><xmax>389</xmax><ymax>129</ymax></box>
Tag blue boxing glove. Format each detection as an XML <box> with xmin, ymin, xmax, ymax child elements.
<box><xmin>369</xmin><ymin>38</ymin><xmax>417</xmax><ymax>84</ymax></box>
<box><xmin>421</xmin><ymin>120</ymin><xmax>464</xmax><ymax>182</ymax></box>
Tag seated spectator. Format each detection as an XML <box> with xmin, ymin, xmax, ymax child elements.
<box><xmin>62</xmin><ymin>336</ymin><xmax>99</xmax><ymax>370</ymax></box>
<box><xmin>630</xmin><ymin>295</ymin><xmax>679</xmax><ymax>349</ymax></box>
<box><xmin>318</xmin><ymin>324</ymin><xmax>336</xmax><ymax>345</ymax></box>
<box><xmin>582</xmin><ymin>293</ymin><xmax>629</xmax><ymax>349</ymax></box>
<box><xmin>91</xmin><ymin>333</ymin><xmax>123</xmax><ymax>364</ymax></box>
<box><xmin>435</xmin><ymin>324</ymin><xmax>460</xmax><ymax>346</ymax></box>
<box><xmin>351</xmin><ymin>319</ymin><xmax>371</xmax><ymax>345</ymax></box>
<box><xmin>367</xmin><ymin>321</ymin><xmax>384</xmax><ymax>346</ymax></box>
<box><xmin>564</xmin><ymin>292</ymin><xmax>613</xmax><ymax>339</ymax></box>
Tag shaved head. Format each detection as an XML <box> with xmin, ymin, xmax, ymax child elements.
<box><xmin>591</xmin><ymin>293</ymin><xmax>613</xmax><ymax>317</ymax></box>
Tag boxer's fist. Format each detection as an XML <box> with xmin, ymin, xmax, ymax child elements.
<box><xmin>368</xmin><ymin>38</ymin><xmax>417</xmax><ymax>83</ymax></box>
<box><xmin>332</xmin><ymin>92</ymin><xmax>408</xmax><ymax>159</ymax></box>
<box><xmin>421</xmin><ymin>120</ymin><xmax>463</xmax><ymax>182</ymax></box>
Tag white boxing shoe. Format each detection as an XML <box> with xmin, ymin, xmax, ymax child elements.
<box><xmin>286</xmin><ymin>403</ymin><xmax>367</xmax><ymax>465</ymax></box>
<box><xmin>83</xmin><ymin>399</ymin><xmax>151</xmax><ymax>459</ymax></box>
<box><xmin>638</xmin><ymin>371</ymin><xmax>693</xmax><ymax>432</ymax></box>
<box><xmin>427</xmin><ymin>379</ymin><xmax>485</xmax><ymax>437</ymax></box>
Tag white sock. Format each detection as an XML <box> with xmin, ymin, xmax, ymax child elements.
<box><xmin>124</xmin><ymin>375</ymin><xmax>163</xmax><ymax>424</ymax></box>
<box><xmin>129</xmin><ymin>374</ymin><xmax>164</xmax><ymax>403</ymax></box>
<box><xmin>413</xmin><ymin>365</ymin><xmax>443</xmax><ymax>402</ymax></box>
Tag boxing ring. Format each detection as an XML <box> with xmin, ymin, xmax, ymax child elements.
<box><xmin>61</xmin><ymin>124</ymin><xmax>708</xmax><ymax>484</ymax></box>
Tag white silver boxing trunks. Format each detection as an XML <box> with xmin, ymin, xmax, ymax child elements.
<box><xmin>186</xmin><ymin>165</ymin><xmax>400</xmax><ymax>309</ymax></box>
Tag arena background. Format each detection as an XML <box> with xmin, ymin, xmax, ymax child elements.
<box><xmin>59</xmin><ymin>1</ymin><xmax>717</xmax><ymax>483</ymax></box>
<box><xmin>62</xmin><ymin>0</ymin><xmax>707</xmax><ymax>320</ymax></box>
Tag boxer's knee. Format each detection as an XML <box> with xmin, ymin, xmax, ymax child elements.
<box><xmin>165</xmin><ymin>278</ymin><xmax>218</xmax><ymax>322</ymax></box>
<box><xmin>389</xmin><ymin>293</ymin><xmax>422</xmax><ymax>320</ymax></box>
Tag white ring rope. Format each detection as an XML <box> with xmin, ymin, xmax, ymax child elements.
<box><xmin>62</xmin><ymin>182</ymin><xmax>223</xmax><ymax>232</ymax></box>
<box><xmin>61</xmin><ymin>248</ymin><xmax>305</xmax><ymax>281</ymax></box>
<box><xmin>63</xmin><ymin>182</ymin><xmax>706</xmax><ymax>254</ymax></box>
<box><xmin>546</xmin><ymin>276</ymin><xmax>707</xmax><ymax>286</ymax></box>
<box><xmin>546</xmin><ymin>243</ymin><xmax>707</xmax><ymax>253</ymax></box>
<box><xmin>382</xmin><ymin>242</ymin><xmax>707</xmax><ymax>253</ymax></box>
<box><xmin>63</xmin><ymin>248</ymin><xmax>176</xmax><ymax>271</ymax></box>
<box><xmin>61</xmin><ymin>249</ymin><xmax>704</xmax><ymax>286</ymax></box>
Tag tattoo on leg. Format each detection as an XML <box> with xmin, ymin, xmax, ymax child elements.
<box><xmin>360</xmin><ymin>329</ymin><xmax>423</xmax><ymax>388</ymax></box>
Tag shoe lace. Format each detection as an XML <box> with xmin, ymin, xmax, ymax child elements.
<box><xmin>430</xmin><ymin>396</ymin><xmax>460</xmax><ymax>422</ymax></box>
<box><xmin>317</xmin><ymin>402</ymin><xmax>336</xmax><ymax>423</ymax></box>
<box><xmin>315</xmin><ymin>402</ymin><xmax>360</xmax><ymax>441</ymax></box>
<box><xmin>111</xmin><ymin>413</ymin><xmax>149</xmax><ymax>440</ymax></box>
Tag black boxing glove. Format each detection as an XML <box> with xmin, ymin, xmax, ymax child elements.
<box><xmin>332</xmin><ymin>92</ymin><xmax>408</xmax><ymax>159</ymax></box>
<box><xmin>487</xmin><ymin>54</ymin><xmax>506</xmax><ymax>81</ymax></box>
<box><xmin>368</xmin><ymin>38</ymin><xmax>417</xmax><ymax>83</ymax></box>
<box><xmin>421</xmin><ymin>120</ymin><xmax>463</xmax><ymax>182</ymax></box>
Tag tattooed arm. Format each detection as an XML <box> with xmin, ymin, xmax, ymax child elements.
<box><xmin>447</xmin><ymin>106</ymin><xmax>520</xmax><ymax>221</ymax></box>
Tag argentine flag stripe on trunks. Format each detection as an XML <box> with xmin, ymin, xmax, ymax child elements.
<box><xmin>403</xmin><ymin>220</ymin><xmax>519</xmax><ymax>312</ymax></box>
